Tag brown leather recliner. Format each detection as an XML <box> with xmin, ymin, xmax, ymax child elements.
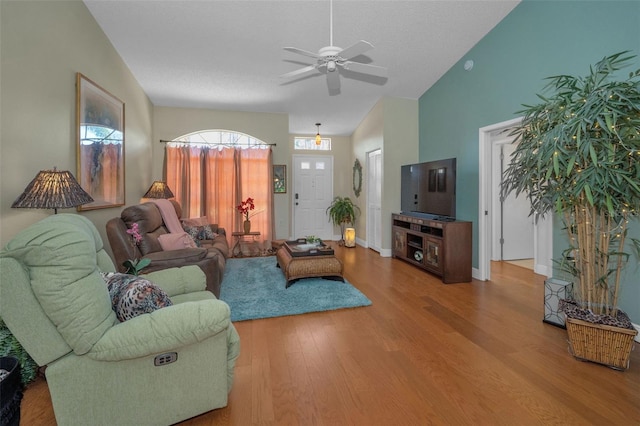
<box><xmin>106</xmin><ymin>201</ymin><xmax>229</xmax><ymax>297</ymax></box>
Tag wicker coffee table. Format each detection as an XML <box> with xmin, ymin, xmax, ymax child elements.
<box><xmin>276</xmin><ymin>239</ymin><xmax>344</xmax><ymax>288</ymax></box>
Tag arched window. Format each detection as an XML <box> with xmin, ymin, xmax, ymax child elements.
<box><xmin>170</xmin><ymin>130</ymin><xmax>270</xmax><ymax>149</ymax></box>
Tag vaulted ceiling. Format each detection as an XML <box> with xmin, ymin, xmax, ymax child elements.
<box><xmin>84</xmin><ymin>0</ymin><xmax>520</xmax><ymax>136</ymax></box>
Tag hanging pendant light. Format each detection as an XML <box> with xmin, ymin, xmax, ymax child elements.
<box><xmin>315</xmin><ymin>123</ymin><xmax>322</xmax><ymax>145</ymax></box>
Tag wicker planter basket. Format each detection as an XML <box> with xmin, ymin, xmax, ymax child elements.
<box><xmin>565</xmin><ymin>317</ymin><xmax>637</xmax><ymax>370</ymax></box>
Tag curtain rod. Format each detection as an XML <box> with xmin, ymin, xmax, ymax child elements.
<box><xmin>159</xmin><ymin>139</ymin><xmax>276</xmax><ymax>146</ymax></box>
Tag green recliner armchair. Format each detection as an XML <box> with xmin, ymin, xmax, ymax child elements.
<box><xmin>0</xmin><ymin>214</ymin><xmax>240</xmax><ymax>425</ymax></box>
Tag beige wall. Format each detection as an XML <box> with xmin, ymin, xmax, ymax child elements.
<box><xmin>352</xmin><ymin>98</ymin><xmax>418</xmax><ymax>253</ymax></box>
<box><xmin>381</xmin><ymin>97</ymin><xmax>419</xmax><ymax>251</ymax></box>
<box><xmin>353</xmin><ymin>101</ymin><xmax>384</xmax><ymax>244</ymax></box>
<box><xmin>0</xmin><ymin>1</ymin><xmax>153</xmax><ymax>254</ymax></box>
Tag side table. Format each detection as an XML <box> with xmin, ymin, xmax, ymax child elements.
<box><xmin>231</xmin><ymin>231</ymin><xmax>261</xmax><ymax>257</ymax></box>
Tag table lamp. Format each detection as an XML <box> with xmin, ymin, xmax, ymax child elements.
<box><xmin>11</xmin><ymin>167</ymin><xmax>94</xmax><ymax>214</ymax></box>
<box><xmin>143</xmin><ymin>181</ymin><xmax>174</xmax><ymax>199</ymax></box>
<box><xmin>345</xmin><ymin>227</ymin><xmax>356</xmax><ymax>248</ymax></box>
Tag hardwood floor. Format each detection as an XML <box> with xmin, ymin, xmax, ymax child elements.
<box><xmin>21</xmin><ymin>245</ymin><xmax>640</xmax><ymax>425</ymax></box>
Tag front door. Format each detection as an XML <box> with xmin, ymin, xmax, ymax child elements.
<box><xmin>292</xmin><ymin>155</ymin><xmax>334</xmax><ymax>240</ymax></box>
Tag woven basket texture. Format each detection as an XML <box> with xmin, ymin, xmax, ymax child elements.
<box><xmin>566</xmin><ymin>317</ymin><xmax>637</xmax><ymax>370</ymax></box>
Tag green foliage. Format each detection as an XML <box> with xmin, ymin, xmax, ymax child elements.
<box><xmin>0</xmin><ymin>317</ymin><xmax>38</xmax><ymax>386</ymax></box>
<box><xmin>326</xmin><ymin>196</ymin><xmax>361</xmax><ymax>242</ymax></box>
<box><xmin>503</xmin><ymin>51</ymin><xmax>640</xmax><ymax>219</ymax></box>
<box><xmin>326</xmin><ymin>196</ymin><xmax>360</xmax><ymax>226</ymax></box>
<box><xmin>326</xmin><ymin>196</ymin><xmax>360</xmax><ymax>225</ymax></box>
<box><xmin>123</xmin><ymin>258</ymin><xmax>151</xmax><ymax>275</ymax></box>
<box><xmin>502</xmin><ymin>51</ymin><xmax>640</xmax><ymax>315</ymax></box>
<box><xmin>305</xmin><ymin>235</ymin><xmax>320</xmax><ymax>244</ymax></box>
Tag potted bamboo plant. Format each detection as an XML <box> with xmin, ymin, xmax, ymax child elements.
<box><xmin>502</xmin><ymin>52</ymin><xmax>640</xmax><ymax>370</ymax></box>
<box><xmin>326</xmin><ymin>196</ymin><xmax>360</xmax><ymax>245</ymax></box>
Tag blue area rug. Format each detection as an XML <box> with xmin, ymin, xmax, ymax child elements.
<box><xmin>220</xmin><ymin>256</ymin><xmax>372</xmax><ymax>321</ymax></box>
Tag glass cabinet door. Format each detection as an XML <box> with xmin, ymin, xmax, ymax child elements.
<box><xmin>425</xmin><ymin>238</ymin><xmax>442</xmax><ymax>272</ymax></box>
<box><xmin>393</xmin><ymin>228</ymin><xmax>407</xmax><ymax>257</ymax></box>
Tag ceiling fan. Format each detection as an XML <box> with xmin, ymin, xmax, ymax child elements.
<box><xmin>280</xmin><ymin>0</ymin><xmax>387</xmax><ymax>92</ymax></box>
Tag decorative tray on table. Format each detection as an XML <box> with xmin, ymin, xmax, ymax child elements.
<box><xmin>284</xmin><ymin>238</ymin><xmax>334</xmax><ymax>257</ymax></box>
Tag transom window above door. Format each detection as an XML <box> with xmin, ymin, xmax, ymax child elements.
<box><xmin>294</xmin><ymin>137</ymin><xmax>332</xmax><ymax>150</ymax></box>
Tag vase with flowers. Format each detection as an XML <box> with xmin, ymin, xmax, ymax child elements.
<box><xmin>236</xmin><ymin>197</ymin><xmax>262</xmax><ymax>234</ymax></box>
<box><xmin>123</xmin><ymin>222</ymin><xmax>150</xmax><ymax>275</ymax></box>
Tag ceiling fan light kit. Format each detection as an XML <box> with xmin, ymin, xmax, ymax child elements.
<box><xmin>280</xmin><ymin>0</ymin><xmax>387</xmax><ymax>92</ymax></box>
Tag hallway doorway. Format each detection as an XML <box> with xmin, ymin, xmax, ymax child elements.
<box><xmin>478</xmin><ymin>118</ymin><xmax>553</xmax><ymax>281</ymax></box>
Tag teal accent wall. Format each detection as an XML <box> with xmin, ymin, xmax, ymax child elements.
<box><xmin>418</xmin><ymin>0</ymin><xmax>640</xmax><ymax>322</ymax></box>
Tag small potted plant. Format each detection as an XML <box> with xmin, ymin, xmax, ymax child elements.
<box><xmin>123</xmin><ymin>223</ymin><xmax>150</xmax><ymax>275</ymax></box>
<box><xmin>305</xmin><ymin>235</ymin><xmax>321</xmax><ymax>245</ymax></box>
<box><xmin>502</xmin><ymin>52</ymin><xmax>640</xmax><ymax>370</ymax></box>
<box><xmin>0</xmin><ymin>318</ymin><xmax>37</xmax><ymax>386</ymax></box>
<box><xmin>326</xmin><ymin>196</ymin><xmax>360</xmax><ymax>245</ymax></box>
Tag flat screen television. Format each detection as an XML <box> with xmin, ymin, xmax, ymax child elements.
<box><xmin>401</xmin><ymin>158</ymin><xmax>456</xmax><ymax>220</ymax></box>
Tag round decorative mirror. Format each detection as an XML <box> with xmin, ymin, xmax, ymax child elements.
<box><xmin>353</xmin><ymin>159</ymin><xmax>363</xmax><ymax>197</ymax></box>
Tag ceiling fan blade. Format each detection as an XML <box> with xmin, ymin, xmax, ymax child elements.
<box><xmin>283</xmin><ymin>47</ymin><xmax>321</xmax><ymax>59</ymax></box>
<box><xmin>342</xmin><ymin>61</ymin><xmax>388</xmax><ymax>78</ymax></box>
<box><xmin>280</xmin><ymin>65</ymin><xmax>319</xmax><ymax>79</ymax></box>
<box><xmin>338</xmin><ymin>40</ymin><xmax>373</xmax><ymax>60</ymax></box>
<box><xmin>326</xmin><ymin>70</ymin><xmax>340</xmax><ymax>91</ymax></box>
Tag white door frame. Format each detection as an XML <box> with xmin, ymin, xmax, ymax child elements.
<box><xmin>366</xmin><ymin>149</ymin><xmax>382</xmax><ymax>252</ymax></box>
<box><xmin>478</xmin><ymin>117</ymin><xmax>553</xmax><ymax>281</ymax></box>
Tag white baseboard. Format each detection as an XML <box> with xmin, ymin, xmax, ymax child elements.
<box><xmin>633</xmin><ymin>323</ymin><xmax>640</xmax><ymax>343</ymax></box>
<box><xmin>534</xmin><ymin>263</ymin><xmax>552</xmax><ymax>278</ymax></box>
<box><xmin>472</xmin><ymin>267</ymin><xmax>482</xmax><ymax>280</ymax></box>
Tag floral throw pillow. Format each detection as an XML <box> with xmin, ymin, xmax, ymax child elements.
<box><xmin>102</xmin><ymin>273</ymin><xmax>173</xmax><ymax>322</ymax></box>
<box><xmin>183</xmin><ymin>224</ymin><xmax>218</xmax><ymax>244</ymax></box>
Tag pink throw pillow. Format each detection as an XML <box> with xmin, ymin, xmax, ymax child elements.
<box><xmin>158</xmin><ymin>232</ymin><xmax>198</xmax><ymax>250</ymax></box>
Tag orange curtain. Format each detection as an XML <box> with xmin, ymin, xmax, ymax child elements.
<box><xmin>204</xmin><ymin>148</ymin><xmax>236</xmax><ymax>242</ymax></box>
<box><xmin>165</xmin><ymin>144</ymin><xmax>273</xmax><ymax>248</ymax></box>
<box><xmin>166</xmin><ymin>145</ymin><xmax>203</xmax><ymax>216</ymax></box>
<box><xmin>236</xmin><ymin>148</ymin><xmax>273</xmax><ymax>244</ymax></box>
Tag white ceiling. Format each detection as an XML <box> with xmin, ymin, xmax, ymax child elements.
<box><xmin>84</xmin><ymin>0</ymin><xmax>520</xmax><ymax>137</ymax></box>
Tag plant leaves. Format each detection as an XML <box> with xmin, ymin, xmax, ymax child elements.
<box><xmin>589</xmin><ymin>144</ymin><xmax>598</xmax><ymax>166</ymax></box>
<box><xmin>584</xmin><ymin>184</ymin><xmax>594</xmax><ymax>205</ymax></box>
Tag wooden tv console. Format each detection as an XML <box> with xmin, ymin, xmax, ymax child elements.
<box><xmin>392</xmin><ymin>213</ymin><xmax>472</xmax><ymax>283</ymax></box>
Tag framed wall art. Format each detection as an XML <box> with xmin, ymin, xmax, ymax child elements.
<box><xmin>273</xmin><ymin>164</ymin><xmax>286</xmax><ymax>193</ymax></box>
<box><xmin>76</xmin><ymin>73</ymin><xmax>125</xmax><ymax>210</ymax></box>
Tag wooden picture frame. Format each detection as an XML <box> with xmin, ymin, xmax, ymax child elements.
<box><xmin>273</xmin><ymin>164</ymin><xmax>286</xmax><ymax>193</ymax></box>
<box><xmin>76</xmin><ymin>73</ymin><xmax>125</xmax><ymax>210</ymax></box>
